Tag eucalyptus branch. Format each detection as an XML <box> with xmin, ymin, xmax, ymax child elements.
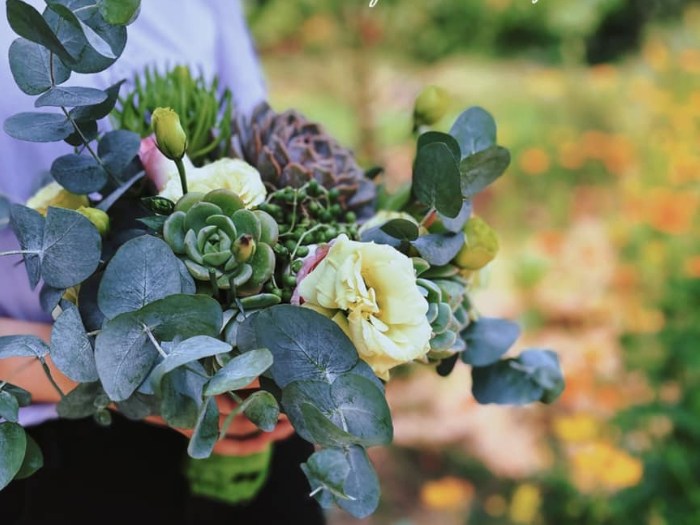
<box><xmin>0</xmin><ymin>250</ymin><xmax>39</xmax><ymax>257</ymax></box>
<box><xmin>419</xmin><ymin>208</ymin><xmax>436</xmax><ymax>228</ymax></box>
<box><xmin>39</xmin><ymin>358</ymin><xmax>65</xmax><ymax>399</ymax></box>
<box><xmin>142</xmin><ymin>324</ymin><xmax>168</xmax><ymax>359</ymax></box>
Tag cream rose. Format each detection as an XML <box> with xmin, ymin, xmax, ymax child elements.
<box><xmin>26</xmin><ymin>181</ymin><xmax>88</xmax><ymax>215</ymax></box>
<box><xmin>297</xmin><ymin>234</ymin><xmax>432</xmax><ymax>379</ymax></box>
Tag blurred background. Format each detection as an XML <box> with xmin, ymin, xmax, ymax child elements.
<box><xmin>245</xmin><ymin>0</ymin><xmax>700</xmax><ymax>523</ymax></box>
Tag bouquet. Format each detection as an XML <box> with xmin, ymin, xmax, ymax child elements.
<box><xmin>0</xmin><ymin>1</ymin><xmax>564</xmax><ymax>518</ymax></box>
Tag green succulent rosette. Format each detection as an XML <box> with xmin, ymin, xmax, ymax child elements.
<box><xmin>163</xmin><ymin>189</ymin><xmax>278</xmax><ymax>296</ymax></box>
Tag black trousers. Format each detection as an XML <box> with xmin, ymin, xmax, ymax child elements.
<box><xmin>3</xmin><ymin>415</ymin><xmax>325</xmax><ymax>524</ymax></box>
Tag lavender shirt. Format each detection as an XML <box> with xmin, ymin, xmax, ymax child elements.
<box><xmin>0</xmin><ymin>0</ymin><xmax>267</xmax><ymax>425</ymax></box>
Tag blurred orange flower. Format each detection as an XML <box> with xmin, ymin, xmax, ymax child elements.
<box><xmin>420</xmin><ymin>476</ymin><xmax>475</xmax><ymax>510</ymax></box>
<box><xmin>519</xmin><ymin>147</ymin><xmax>551</xmax><ymax>175</ymax></box>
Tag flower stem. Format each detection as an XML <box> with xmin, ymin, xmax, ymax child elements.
<box><xmin>175</xmin><ymin>158</ymin><xmax>189</xmax><ymax>195</ymax></box>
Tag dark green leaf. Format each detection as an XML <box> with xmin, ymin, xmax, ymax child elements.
<box><xmin>9</xmin><ymin>204</ymin><xmax>43</xmax><ymax>289</ymax></box>
<box><xmin>160</xmin><ymin>364</ymin><xmax>207</xmax><ymax>429</ymax></box>
<box><xmin>70</xmin><ymin>80</ymin><xmax>124</xmax><ymax>121</ymax></box>
<box><xmin>359</xmin><ymin>226</ymin><xmax>402</xmax><ymax>249</ymax></box>
<box><xmin>299</xmin><ymin>402</ymin><xmax>357</xmax><ymax>447</ymax></box>
<box><xmin>116</xmin><ymin>392</ymin><xmax>159</xmax><ymax>420</ymax></box>
<box><xmin>417</xmin><ymin>131</ymin><xmax>461</xmax><ymax>161</ymax></box>
<box><xmin>472</xmin><ymin>349</ymin><xmax>564</xmax><ymax>405</ymax></box>
<box><xmin>336</xmin><ymin>446</ymin><xmax>380</xmax><ymax>518</ymax></box>
<box><xmin>438</xmin><ymin>199</ymin><xmax>472</xmax><ymax>233</ymax></box>
<box><xmin>50</xmin><ymin>304</ymin><xmax>98</xmax><ymax>382</ymax></box>
<box><xmin>51</xmin><ymin>153</ymin><xmax>108</xmax><ymax>194</ymax></box>
<box><xmin>42</xmin><ymin>207</ymin><xmax>101</xmax><ymax>288</ymax></box>
<box><xmin>97</xmin><ymin>130</ymin><xmax>140</xmax><ymax>174</ymax></box>
<box><xmin>243</xmin><ymin>391</ymin><xmax>279</xmax><ymax>432</ymax></box>
<box><xmin>46</xmin><ymin>1</ymin><xmax>116</xmax><ymax>59</ymax></box>
<box><xmin>204</xmin><ymin>348</ymin><xmax>273</xmax><ymax>396</ymax></box>
<box><xmin>379</xmin><ymin>219</ymin><xmax>419</xmax><ymax>241</ymax></box>
<box><xmin>437</xmin><ymin>353</ymin><xmax>460</xmax><ymax>377</ymax></box>
<box><xmin>9</xmin><ymin>38</ymin><xmax>70</xmax><ymax>95</ymax></box>
<box><xmin>0</xmin><ymin>335</ymin><xmax>49</xmax><ymax>359</ymax></box>
<box><xmin>64</xmin><ymin>119</ymin><xmax>98</xmax><ymax>146</ymax></box>
<box><xmin>96</xmin><ymin>170</ymin><xmax>144</xmax><ymax>212</ymax></box>
<box><xmin>301</xmin><ymin>448</ymin><xmax>351</xmax><ymax>502</ymax></box>
<box><xmin>97</xmin><ymin>0</ymin><xmax>140</xmax><ymax>25</ymax></box>
<box><xmin>150</xmin><ymin>336</ymin><xmax>230</xmax><ymax>394</ymax></box>
<box><xmin>411</xmin><ymin>232</ymin><xmax>464</xmax><ymax>266</ymax></box>
<box><xmin>0</xmin><ymin>422</ymin><xmax>27</xmax><ymax>490</ymax></box>
<box><xmin>56</xmin><ymin>382</ymin><xmax>104</xmax><ymax>418</ymax></box>
<box><xmin>460</xmin><ymin>145</ymin><xmax>511</xmax><ymax>197</ymax></box>
<box><xmin>460</xmin><ymin>317</ymin><xmax>521</xmax><ymax>367</ymax></box>
<box><xmin>137</xmin><ymin>294</ymin><xmax>223</xmax><ymax>341</ymax></box>
<box><xmin>98</xmin><ymin>235</ymin><xmax>184</xmax><ymax>319</ymax></box>
<box><xmin>254</xmin><ymin>305</ymin><xmax>358</xmax><ymax>388</ymax></box>
<box><xmin>449</xmin><ymin>106</ymin><xmax>497</xmax><ymax>158</ymax></box>
<box><xmin>6</xmin><ymin>0</ymin><xmax>74</xmax><ymax>64</ymax></box>
<box><xmin>35</xmin><ymin>86</ymin><xmax>107</xmax><ymax>108</ymax></box>
<box><xmin>14</xmin><ymin>434</ymin><xmax>43</xmax><ymax>480</ymax></box>
<box><xmin>330</xmin><ymin>375</ymin><xmax>392</xmax><ymax>446</ymax></box>
<box><xmin>39</xmin><ymin>284</ymin><xmax>64</xmax><ymax>314</ymax></box>
<box><xmin>77</xmin><ymin>271</ymin><xmax>105</xmax><ymax>331</ymax></box>
<box><xmin>3</xmin><ymin>112</ymin><xmax>73</xmax><ymax>142</ymax></box>
<box><xmin>0</xmin><ymin>391</ymin><xmax>20</xmax><ymax>422</ymax></box>
<box><xmin>347</xmin><ymin>360</ymin><xmax>384</xmax><ymax>393</ymax></box>
<box><xmin>187</xmin><ymin>397</ymin><xmax>219</xmax><ymax>459</ymax></box>
<box><xmin>1</xmin><ymin>384</ymin><xmax>32</xmax><ymax>407</ymax></box>
<box><xmin>413</xmin><ymin>142</ymin><xmax>462</xmax><ymax>218</ymax></box>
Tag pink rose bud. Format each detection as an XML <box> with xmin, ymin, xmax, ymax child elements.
<box><xmin>139</xmin><ymin>135</ymin><xmax>172</xmax><ymax>192</ymax></box>
<box><xmin>291</xmin><ymin>243</ymin><xmax>332</xmax><ymax>305</ymax></box>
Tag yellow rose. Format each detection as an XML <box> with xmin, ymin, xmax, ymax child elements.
<box><xmin>152</xmin><ymin>107</ymin><xmax>187</xmax><ymax>160</ymax></box>
<box><xmin>76</xmin><ymin>206</ymin><xmax>110</xmax><ymax>236</ymax></box>
<box><xmin>26</xmin><ymin>182</ymin><xmax>88</xmax><ymax>215</ymax></box>
<box><xmin>298</xmin><ymin>234</ymin><xmax>432</xmax><ymax>379</ymax></box>
<box><xmin>159</xmin><ymin>158</ymin><xmax>266</xmax><ymax>208</ymax></box>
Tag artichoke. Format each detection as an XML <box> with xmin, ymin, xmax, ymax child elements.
<box><xmin>229</xmin><ymin>103</ymin><xmax>376</xmax><ymax>219</ymax></box>
<box><xmin>163</xmin><ymin>189</ymin><xmax>278</xmax><ymax>296</ymax></box>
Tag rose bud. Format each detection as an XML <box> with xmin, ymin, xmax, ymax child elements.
<box><xmin>413</xmin><ymin>85</ymin><xmax>450</xmax><ymax>129</ymax></box>
<box><xmin>77</xmin><ymin>206</ymin><xmax>110</xmax><ymax>236</ymax></box>
<box><xmin>454</xmin><ymin>216</ymin><xmax>500</xmax><ymax>271</ymax></box>
<box><xmin>152</xmin><ymin>107</ymin><xmax>188</xmax><ymax>161</ymax></box>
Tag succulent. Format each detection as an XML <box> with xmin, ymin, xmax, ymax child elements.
<box><xmin>163</xmin><ymin>189</ymin><xmax>278</xmax><ymax>297</ymax></box>
<box><xmin>229</xmin><ymin>103</ymin><xmax>376</xmax><ymax>219</ymax></box>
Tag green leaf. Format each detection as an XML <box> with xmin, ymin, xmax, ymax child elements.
<box><xmin>1</xmin><ymin>384</ymin><xmax>32</xmax><ymax>407</ymax></box>
<box><xmin>50</xmin><ymin>153</ymin><xmax>108</xmax><ymax>194</ymax></box>
<box><xmin>96</xmin><ymin>170</ymin><xmax>144</xmax><ymax>212</ymax></box>
<box><xmin>3</xmin><ymin>112</ymin><xmax>73</xmax><ymax>142</ymax></box>
<box><xmin>77</xmin><ymin>271</ymin><xmax>105</xmax><ymax>331</ymax></box>
<box><xmin>138</xmin><ymin>294</ymin><xmax>223</xmax><ymax>341</ymax></box>
<box><xmin>417</xmin><ymin>131</ymin><xmax>461</xmax><ymax>161</ymax></box>
<box><xmin>10</xmin><ymin>204</ymin><xmax>43</xmax><ymax>289</ymax></box>
<box><xmin>116</xmin><ymin>392</ymin><xmax>159</xmax><ymax>420</ymax></box>
<box><xmin>6</xmin><ymin>0</ymin><xmax>74</xmax><ymax>64</ymax></box>
<box><xmin>56</xmin><ymin>382</ymin><xmax>104</xmax><ymax>418</ymax></box>
<box><xmin>0</xmin><ymin>422</ymin><xmax>27</xmax><ymax>490</ymax></box>
<box><xmin>98</xmin><ymin>235</ymin><xmax>184</xmax><ymax>319</ymax></box>
<box><xmin>0</xmin><ymin>391</ymin><xmax>20</xmax><ymax>422</ymax></box>
<box><xmin>70</xmin><ymin>80</ymin><xmax>124</xmax><ymax>121</ymax></box>
<box><xmin>413</xmin><ymin>142</ymin><xmax>462</xmax><ymax>218</ymax></box>
<box><xmin>150</xmin><ymin>336</ymin><xmax>230</xmax><ymax>394</ymax></box>
<box><xmin>472</xmin><ymin>349</ymin><xmax>564</xmax><ymax>405</ymax></box>
<box><xmin>411</xmin><ymin>232</ymin><xmax>464</xmax><ymax>266</ymax></box>
<box><xmin>460</xmin><ymin>145</ymin><xmax>511</xmax><ymax>197</ymax></box>
<box><xmin>253</xmin><ymin>306</ymin><xmax>358</xmax><ymax>388</ymax></box>
<box><xmin>299</xmin><ymin>402</ymin><xmax>357</xmax><ymax>447</ymax></box>
<box><xmin>35</xmin><ymin>86</ymin><xmax>107</xmax><ymax>108</ymax></box>
<box><xmin>379</xmin><ymin>219</ymin><xmax>419</xmax><ymax>241</ymax></box>
<box><xmin>44</xmin><ymin>0</ymin><xmax>126</xmax><ymax>74</ymax></box>
<box><xmin>50</xmin><ymin>304</ymin><xmax>98</xmax><ymax>382</ymax></box>
<box><xmin>64</xmin><ymin>118</ymin><xmax>98</xmax><ymax>146</ymax></box>
<box><xmin>449</xmin><ymin>106</ymin><xmax>497</xmax><ymax>158</ymax></box>
<box><xmin>14</xmin><ymin>434</ymin><xmax>43</xmax><ymax>480</ymax></box>
<box><xmin>188</xmin><ymin>397</ymin><xmax>219</xmax><ymax>459</ymax></box>
<box><xmin>46</xmin><ymin>1</ymin><xmax>116</xmax><ymax>59</ymax></box>
<box><xmin>41</xmin><ymin>207</ymin><xmax>101</xmax><ymax>288</ymax></box>
<box><xmin>335</xmin><ymin>446</ymin><xmax>380</xmax><ymax>518</ymax></box>
<box><xmin>460</xmin><ymin>317</ymin><xmax>521</xmax><ymax>367</ymax></box>
<box><xmin>301</xmin><ymin>448</ymin><xmax>351</xmax><ymax>502</ymax></box>
<box><xmin>330</xmin><ymin>375</ymin><xmax>392</xmax><ymax>446</ymax></box>
<box><xmin>204</xmin><ymin>348</ymin><xmax>273</xmax><ymax>396</ymax></box>
<box><xmin>160</xmin><ymin>364</ymin><xmax>207</xmax><ymax>429</ymax></box>
<box><xmin>0</xmin><ymin>335</ymin><xmax>49</xmax><ymax>359</ymax></box>
<box><xmin>438</xmin><ymin>199</ymin><xmax>472</xmax><ymax>233</ymax></box>
<box><xmin>9</xmin><ymin>38</ymin><xmax>70</xmax><ymax>95</ymax></box>
<box><xmin>97</xmin><ymin>130</ymin><xmax>140</xmax><ymax>174</ymax></box>
<box><xmin>243</xmin><ymin>391</ymin><xmax>279</xmax><ymax>432</ymax></box>
<box><xmin>97</xmin><ymin>0</ymin><xmax>140</xmax><ymax>25</ymax></box>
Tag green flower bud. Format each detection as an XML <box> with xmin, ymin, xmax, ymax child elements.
<box><xmin>454</xmin><ymin>216</ymin><xmax>500</xmax><ymax>271</ymax></box>
<box><xmin>152</xmin><ymin>107</ymin><xmax>188</xmax><ymax>160</ymax></box>
<box><xmin>77</xmin><ymin>206</ymin><xmax>110</xmax><ymax>236</ymax></box>
<box><xmin>413</xmin><ymin>86</ymin><xmax>450</xmax><ymax>128</ymax></box>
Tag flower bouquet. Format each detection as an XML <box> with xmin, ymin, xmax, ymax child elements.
<box><xmin>0</xmin><ymin>0</ymin><xmax>564</xmax><ymax>518</ymax></box>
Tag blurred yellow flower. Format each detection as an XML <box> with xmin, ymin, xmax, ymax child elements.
<box><xmin>553</xmin><ymin>413</ymin><xmax>600</xmax><ymax>444</ymax></box>
<box><xmin>509</xmin><ymin>484</ymin><xmax>541</xmax><ymax>524</ymax></box>
<box><xmin>420</xmin><ymin>476</ymin><xmax>474</xmax><ymax>511</ymax></box>
<box><xmin>570</xmin><ymin>441</ymin><xmax>643</xmax><ymax>493</ymax></box>
<box><xmin>26</xmin><ymin>181</ymin><xmax>89</xmax><ymax>216</ymax></box>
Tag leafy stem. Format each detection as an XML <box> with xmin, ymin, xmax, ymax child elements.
<box><xmin>0</xmin><ymin>250</ymin><xmax>40</xmax><ymax>257</ymax></box>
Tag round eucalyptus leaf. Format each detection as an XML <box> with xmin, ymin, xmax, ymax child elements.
<box><xmin>39</xmin><ymin>283</ymin><xmax>64</xmax><ymax>314</ymax></box>
<box><xmin>449</xmin><ymin>106</ymin><xmax>497</xmax><ymax>158</ymax></box>
<box><xmin>301</xmin><ymin>448</ymin><xmax>351</xmax><ymax>503</ymax></box>
<box><xmin>51</xmin><ymin>153</ymin><xmax>108</xmax><ymax>194</ymax></box>
<box><xmin>335</xmin><ymin>446</ymin><xmax>380</xmax><ymax>518</ymax></box>
<box><xmin>64</xmin><ymin>119</ymin><xmax>98</xmax><ymax>146</ymax></box>
<box><xmin>14</xmin><ymin>434</ymin><xmax>43</xmax><ymax>480</ymax></box>
<box><xmin>413</xmin><ymin>142</ymin><xmax>462</xmax><ymax>218</ymax></box>
<box><xmin>137</xmin><ymin>294</ymin><xmax>223</xmax><ymax>341</ymax></box>
<box><xmin>187</xmin><ymin>397</ymin><xmax>219</xmax><ymax>459</ymax></box>
<box><xmin>0</xmin><ymin>335</ymin><xmax>49</xmax><ymax>359</ymax></box>
<box><xmin>417</xmin><ymin>131</ymin><xmax>461</xmax><ymax>161</ymax></box>
<box><xmin>41</xmin><ymin>207</ymin><xmax>101</xmax><ymax>288</ymax></box>
<box><xmin>438</xmin><ymin>199</ymin><xmax>472</xmax><ymax>233</ymax></box>
<box><xmin>379</xmin><ymin>219</ymin><xmax>419</xmax><ymax>241</ymax></box>
<box><xmin>204</xmin><ymin>348</ymin><xmax>273</xmax><ymax>396</ymax></box>
<box><xmin>77</xmin><ymin>271</ymin><xmax>105</xmax><ymax>332</ymax></box>
<box><xmin>97</xmin><ymin>129</ymin><xmax>140</xmax><ymax>174</ymax></box>
<box><xmin>69</xmin><ymin>80</ymin><xmax>124</xmax><ymax>122</ymax></box>
<box><xmin>411</xmin><ymin>232</ymin><xmax>464</xmax><ymax>266</ymax></box>
<box><xmin>97</xmin><ymin>0</ymin><xmax>140</xmax><ymax>25</ymax></box>
<box><xmin>0</xmin><ymin>422</ymin><xmax>27</xmax><ymax>490</ymax></box>
<box><xmin>116</xmin><ymin>392</ymin><xmax>159</xmax><ymax>421</ymax></box>
<box><xmin>460</xmin><ymin>317</ymin><xmax>521</xmax><ymax>367</ymax></box>
<box><xmin>10</xmin><ymin>204</ymin><xmax>44</xmax><ymax>289</ymax></box>
<box><xmin>56</xmin><ymin>382</ymin><xmax>104</xmax><ymax>419</ymax></box>
<box><xmin>0</xmin><ymin>391</ymin><xmax>20</xmax><ymax>422</ymax></box>
<box><xmin>242</xmin><ymin>391</ymin><xmax>279</xmax><ymax>432</ymax></box>
<box><xmin>51</xmin><ymin>304</ymin><xmax>98</xmax><ymax>382</ymax></box>
<box><xmin>9</xmin><ymin>38</ymin><xmax>70</xmax><ymax>95</ymax></box>
<box><xmin>98</xmin><ymin>235</ymin><xmax>183</xmax><ymax>319</ymax></box>
<box><xmin>1</xmin><ymin>384</ymin><xmax>32</xmax><ymax>408</ymax></box>
<box><xmin>6</xmin><ymin>0</ymin><xmax>74</xmax><ymax>64</ymax></box>
<box><xmin>254</xmin><ymin>305</ymin><xmax>358</xmax><ymax>388</ymax></box>
<box><xmin>3</xmin><ymin>112</ymin><xmax>73</xmax><ymax>143</ymax></box>
<box><xmin>459</xmin><ymin>145</ymin><xmax>511</xmax><ymax>197</ymax></box>
<box><xmin>35</xmin><ymin>86</ymin><xmax>107</xmax><ymax>108</ymax></box>
<box><xmin>160</xmin><ymin>364</ymin><xmax>208</xmax><ymax>429</ymax></box>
